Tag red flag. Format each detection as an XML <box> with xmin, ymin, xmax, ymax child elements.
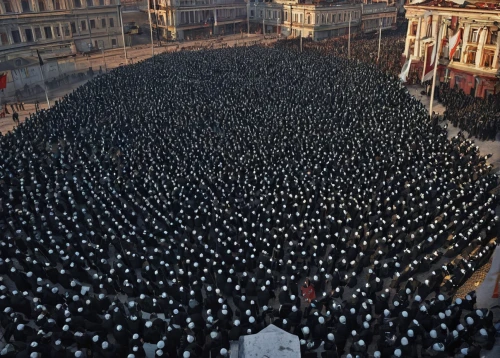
<box><xmin>422</xmin><ymin>44</ymin><xmax>435</xmax><ymax>82</ymax></box>
<box><xmin>0</xmin><ymin>73</ymin><xmax>6</xmax><ymax>89</ymax></box>
<box><xmin>449</xmin><ymin>28</ymin><xmax>462</xmax><ymax>60</ymax></box>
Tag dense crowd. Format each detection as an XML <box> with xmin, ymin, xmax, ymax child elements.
<box><xmin>440</xmin><ymin>84</ymin><xmax>500</xmax><ymax>141</ymax></box>
<box><xmin>0</xmin><ymin>45</ymin><xmax>499</xmax><ymax>358</ymax></box>
<box><xmin>276</xmin><ymin>26</ymin><xmax>406</xmax><ymax>78</ymax></box>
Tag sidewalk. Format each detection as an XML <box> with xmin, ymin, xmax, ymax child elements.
<box><xmin>406</xmin><ymin>84</ymin><xmax>500</xmax><ymax>172</ymax></box>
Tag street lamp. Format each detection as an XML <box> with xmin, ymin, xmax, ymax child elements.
<box><xmin>98</xmin><ymin>39</ymin><xmax>107</xmax><ymax>73</ymax></box>
<box><xmin>247</xmin><ymin>0</ymin><xmax>250</xmax><ymax>37</ymax></box>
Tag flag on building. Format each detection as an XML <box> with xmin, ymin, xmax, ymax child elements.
<box><xmin>399</xmin><ymin>59</ymin><xmax>411</xmax><ymax>83</ymax></box>
<box><xmin>0</xmin><ymin>73</ymin><xmax>7</xmax><ymax>89</ymax></box>
<box><xmin>422</xmin><ymin>44</ymin><xmax>436</xmax><ymax>82</ymax></box>
<box><xmin>37</xmin><ymin>50</ymin><xmax>44</xmax><ymax>66</ymax></box>
<box><xmin>449</xmin><ymin>28</ymin><xmax>462</xmax><ymax>60</ymax></box>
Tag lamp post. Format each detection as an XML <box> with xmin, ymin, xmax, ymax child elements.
<box><xmin>147</xmin><ymin>0</ymin><xmax>155</xmax><ymax>56</ymax></box>
<box><xmin>348</xmin><ymin>11</ymin><xmax>351</xmax><ymax>60</ymax></box>
<box><xmin>377</xmin><ymin>18</ymin><xmax>382</xmax><ymax>63</ymax></box>
<box><xmin>247</xmin><ymin>0</ymin><xmax>250</xmax><ymax>37</ymax></box>
<box><xmin>277</xmin><ymin>16</ymin><xmax>280</xmax><ymax>37</ymax></box>
<box><xmin>117</xmin><ymin>0</ymin><xmax>128</xmax><ymax>64</ymax></box>
<box><xmin>98</xmin><ymin>39</ymin><xmax>107</xmax><ymax>72</ymax></box>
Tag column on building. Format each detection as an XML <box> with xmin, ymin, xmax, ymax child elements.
<box><xmin>475</xmin><ymin>26</ymin><xmax>488</xmax><ymax>68</ymax></box>
<box><xmin>413</xmin><ymin>16</ymin><xmax>422</xmax><ymax>58</ymax></box>
<box><xmin>404</xmin><ymin>18</ymin><xmax>412</xmax><ymax>58</ymax></box>
<box><xmin>460</xmin><ymin>23</ymin><xmax>471</xmax><ymax>63</ymax></box>
<box><xmin>493</xmin><ymin>27</ymin><xmax>500</xmax><ymax>69</ymax></box>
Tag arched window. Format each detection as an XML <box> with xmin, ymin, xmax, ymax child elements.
<box><xmin>38</xmin><ymin>0</ymin><xmax>46</xmax><ymax>11</ymax></box>
<box><xmin>86</xmin><ymin>0</ymin><xmax>93</xmax><ymax>6</ymax></box>
<box><xmin>2</xmin><ymin>0</ymin><xmax>13</xmax><ymax>13</ymax></box>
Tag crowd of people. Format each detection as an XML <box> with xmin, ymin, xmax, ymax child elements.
<box><xmin>277</xmin><ymin>26</ymin><xmax>406</xmax><ymax>78</ymax></box>
<box><xmin>0</xmin><ymin>43</ymin><xmax>499</xmax><ymax>358</ymax></box>
<box><xmin>440</xmin><ymin>84</ymin><xmax>500</xmax><ymax>141</ymax></box>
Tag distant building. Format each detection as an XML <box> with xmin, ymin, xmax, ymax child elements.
<box><xmin>149</xmin><ymin>0</ymin><xmax>248</xmax><ymax>40</ymax></box>
<box><xmin>403</xmin><ymin>0</ymin><xmax>500</xmax><ymax>97</ymax></box>
<box><xmin>0</xmin><ymin>0</ymin><xmax>125</xmax><ymax>61</ymax></box>
<box><xmin>149</xmin><ymin>0</ymin><xmax>397</xmax><ymax>41</ymax></box>
<box><xmin>361</xmin><ymin>3</ymin><xmax>397</xmax><ymax>34</ymax></box>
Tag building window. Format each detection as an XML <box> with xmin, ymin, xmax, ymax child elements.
<box><xmin>64</xmin><ymin>25</ymin><xmax>70</xmax><ymax>36</ymax></box>
<box><xmin>111</xmin><ymin>38</ymin><xmax>117</xmax><ymax>46</ymax></box>
<box><xmin>90</xmin><ymin>19</ymin><xmax>96</xmax><ymax>29</ymax></box>
<box><xmin>469</xmin><ymin>28</ymin><xmax>479</xmax><ymax>43</ymax></box>
<box><xmin>81</xmin><ymin>20</ymin><xmax>87</xmax><ymax>31</ymax></box>
<box><xmin>55</xmin><ymin>0</ymin><xmax>62</xmax><ymax>9</ymax></box>
<box><xmin>101</xmin><ymin>18</ymin><xmax>106</xmax><ymax>27</ymax></box>
<box><xmin>35</xmin><ymin>27</ymin><xmax>42</xmax><ymax>39</ymax></box>
<box><xmin>307</xmin><ymin>15</ymin><xmax>310</xmax><ymax>25</ymax></box>
<box><xmin>488</xmin><ymin>30</ymin><xmax>498</xmax><ymax>45</ymax></box>
<box><xmin>86</xmin><ymin>0</ymin><xmax>93</xmax><ymax>7</ymax></box>
<box><xmin>109</xmin><ymin>18</ymin><xmax>114</xmax><ymax>27</ymax></box>
<box><xmin>11</xmin><ymin>30</ymin><xmax>21</xmax><ymax>43</ymax></box>
<box><xmin>38</xmin><ymin>0</ymin><xmax>46</xmax><ymax>11</ymax></box>
<box><xmin>464</xmin><ymin>46</ymin><xmax>477</xmax><ymax>64</ymax></box>
<box><xmin>99</xmin><ymin>0</ymin><xmax>104</xmax><ymax>4</ymax></box>
<box><xmin>71</xmin><ymin>22</ymin><xmax>77</xmax><ymax>34</ymax></box>
<box><xmin>21</xmin><ymin>0</ymin><xmax>30</xmax><ymax>12</ymax></box>
<box><xmin>0</xmin><ymin>32</ymin><xmax>8</xmax><ymax>45</ymax></box>
<box><xmin>2</xmin><ymin>0</ymin><xmax>13</xmax><ymax>12</ymax></box>
<box><xmin>25</xmin><ymin>28</ymin><xmax>34</xmax><ymax>42</ymax></box>
<box><xmin>55</xmin><ymin>26</ymin><xmax>60</xmax><ymax>37</ymax></box>
<box><xmin>74</xmin><ymin>0</ymin><xmax>81</xmax><ymax>7</ymax></box>
<box><xmin>44</xmin><ymin>26</ymin><xmax>52</xmax><ymax>38</ymax></box>
<box><xmin>284</xmin><ymin>12</ymin><xmax>287</xmax><ymax>21</ymax></box>
<box><xmin>482</xmin><ymin>50</ymin><xmax>495</xmax><ymax>68</ymax></box>
<box><xmin>250</xmin><ymin>10</ymin><xmax>254</xmax><ymax>17</ymax></box>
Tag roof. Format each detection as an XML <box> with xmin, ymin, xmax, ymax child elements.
<box><xmin>408</xmin><ymin>0</ymin><xmax>500</xmax><ymax>10</ymax></box>
<box><xmin>237</xmin><ymin>325</ymin><xmax>300</xmax><ymax>358</ymax></box>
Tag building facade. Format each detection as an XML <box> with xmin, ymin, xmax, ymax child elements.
<box><xmin>403</xmin><ymin>0</ymin><xmax>500</xmax><ymax>97</ymax></box>
<box><xmin>0</xmin><ymin>0</ymin><xmax>125</xmax><ymax>61</ymax></box>
<box><xmin>150</xmin><ymin>0</ymin><xmax>248</xmax><ymax>40</ymax></box>
<box><xmin>149</xmin><ymin>0</ymin><xmax>398</xmax><ymax>41</ymax></box>
<box><xmin>361</xmin><ymin>3</ymin><xmax>397</xmax><ymax>33</ymax></box>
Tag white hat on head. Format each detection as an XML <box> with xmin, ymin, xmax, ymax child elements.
<box><xmin>339</xmin><ymin>316</ymin><xmax>346</xmax><ymax>324</ymax></box>
<box><xmin>327</xmin><ymin>333</ymin><xmax>334</xmax><ymax>341</ymax></box>
<box><xmin>220</xmin><ymin>348</ymin><xmax>228</xmax><ymax>356</ymax></box>
<box><xmin>432</xmin><ymin>343</ymin><xmax>444</xmax><ymax>351</ymax></box>
<box><xmin>401</xmin><ymin>337</ymin><xmax>408</xmax><ymax>346</ymax></box>
<box><xmin>102</xmin><ymin>342</ymin><xmax>109</xmax><ymax>350</ymax></box>
<box><xmin>75</xmin><ymin>351</ymin><xmax>82</xmax><ymax>357</ymax></box>
<box><xmin>480</xmin><ymin>328</ymin><xmax>488</xmax><ymax>336</ymax></box>
<box><xmin>394</xmin><ymin>349</ymin><xmax>402</xmax><ymax>357</ymax></box>
<box><xmin>466</xmin><ymin>317</ymin><xmax>474</xmax><ymax>325</ymax></box>
<box><xmin>133</xmin><ymin>334</ymin><xmax>139</xmax><ymax>340</ymax></box>
<box><xmin>187</xmin><ymin>335</ymin><xmax>194</xmax><ymax>343</ymax></box>
<box><xmin>374</xmin><ymin>352</ymin><xmax>381</xmax><ymax>358</ymax></box>
<box><xmin>318</xmin><ymin>317</ymin><xmax>324</xmax><ymax>324</ymax></box>
<box><xmin>157</xmin><ymin>341</ymin><xmax>165</xmax><ymax>349</ymax></box>
<box><xmin>430</xmin><ymin>330</ymin><xmax>437</xmax><ymax>338</ymax></box>
<box><xmin>301</xmin><ymin>326</ymin><xmax>309</xmax><ymax>335</ymax></box>
<box><xmin>183</xmin><ymin>352</ymin><xmax>190</xmax><ymax>358</ymax></box>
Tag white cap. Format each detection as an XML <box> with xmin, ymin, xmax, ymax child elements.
<box><xmin>339</xmin><ymin>316</ymin><xmax>346</xmax><ymax>324</ymax></box>
<box><xmin>102</xmin><ymin>341</ymin><xmax>109</xmax><ymax>350</ymax></box>
<box><xmin>183</xmin><ymin>352</ymin><xmax>190</xmax><ymax>358</ymax></box>
<box><xmin>394</xmin><ymin>349</ymin><xmax>402</xmax><ymax>357</ymax></box>
<box><xmin>301</xmin><ymin>326</ymin><xmax>309</xmax><ymax>334</ymax></box>
<box><xmin>157</xmin><ymin>341</ymin><xmax>165</xmax><ymax>349</ymax></box>
<box><xmin>327</xmin><ymin>333</ymin><xmax>334</xmax><ymax>341</ymax></box>
<box><xmin>187</xmin><ymin>335</ymin><xmax>194</xmax><ymax>343</ymax></box>
<box><xmin>401</xmin><ymin>337</ymin><xmax>408</xmax><ymax>346</ymax></box>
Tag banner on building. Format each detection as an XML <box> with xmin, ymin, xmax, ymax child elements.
<box><xmin>422</xmin><ymin>44</ymin><xmax>436</xmax><ymax>82</ymax></box>
<box><xmin>449</xmin><ymin>28</ymin><xmax>462</xmax><ymax>60</ymax></box>
<box><xmin>399</xmin><ymin>59</ymin><xmax>411</xmax><ymax>83</ymax></box>
<box><xmin>0</xmin><ymin>73</ymin><xmax>6</xmax><ymax>89</ymax></box>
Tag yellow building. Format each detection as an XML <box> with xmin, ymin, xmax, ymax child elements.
<box><xmin>403</xmin><ymin>0</ymin><xmax>500</xmax><ymax>97</ymax></box>
<box><xmin>0</xmin><ymin>0</ymin><xmax>125</xmax><ymax>61</ymax></box>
